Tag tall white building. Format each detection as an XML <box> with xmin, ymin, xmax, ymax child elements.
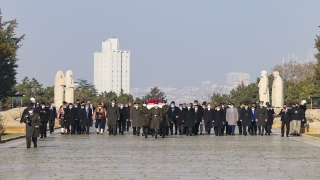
<box><xmin>226</xmin><ymin>72</ymin><xmax>250</xmax><ymax>88</ymax></box>
<box><xmin>94</xmin><ymin>38</ymin><xmax>130</xmax><ymax>94</ymax></box>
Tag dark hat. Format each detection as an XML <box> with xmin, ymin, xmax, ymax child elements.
<box><xmin>162</xmin><ymin>99</ymin><xmax>167</xmax><ymax>103</ymax></box>
<box><xmin>259</xmin><ymin>101</ymin><xmax>264</xmax><ymax>105</ymax></box>
<box><xmin>266</xmin><ymin>102</ymin><xmax>270</xmax><ymax>106</ymax></box>
<box><xmin>142</xmin><ymin>101</ymin><xmax>147</xmax><ymax>104</ymax></box>
<box><xmin>267</xmin><ymin>105</ymin><xmax>272</xmax><ymax>107</ymax></box>
<box><xmin>134</xmin><ymin>102</ymin><xmax>139</xmax><ymax>106</ymax></box>
<box><xmin>202</xmin><ymin>101</ymin><xmax>207</xmax><ymax>105</ymax></box>
<box><xmin>41</xmin><ymin>102</ymin><xmax>45</xmax><ymax>105</ymax></box>
<box><xmin>154</xmin><ymin>101</ymin><xmax>159</xmax><ymax>104</ymax></box>
<box><xmin>244</xmin><ymin>103</ymin><xmax>249</xmax><ymax>105</ymax></box>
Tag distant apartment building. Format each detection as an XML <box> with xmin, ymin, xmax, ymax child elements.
<box><xmin>226</xmin><ymin>72</ymin><xmax>250</xmax><ymax>88</ymax></box>
<box><xmin>94</xmin><ymin>38</ymin><xmax>130</xmax><ymax>94</ymax></box>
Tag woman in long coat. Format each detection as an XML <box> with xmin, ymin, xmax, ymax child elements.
<box><xmin>149</xmin><ymin>102</ymin><xmax>163</xmax><ymax>139</ymax></box>
<box><xmin>182</xmin><ymin>104</ymin><xmax>195</xmax><ymax>136</ymax></box>
<box><xmin>130</xmin><ymin>103</ymin><xmax>142</xmax><ymax>136</ymax></box>
<box><xmin>203</xmin><ymin>104</ymin><xmax>214</xmax><ymax>135</ymax></box>
<box><xmin>22</xmin><ymin>107</ymin><xmax>40</xmax><ymax>148</ymax></box>
<box><xmin>213</xmin><ymin>106</ymin><xmax>225</xmax><ymax>136</ymax></box>
<box><xmin>240</xmin><ymin>104</ymin><xmax>252</xmax><ymax>136</ymax></box>
<box><xmin>57</xmin><ymin>104</ymin><xmax>67</xmax><ymax>134</ymax></box>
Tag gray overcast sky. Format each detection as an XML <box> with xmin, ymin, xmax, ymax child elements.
<box><xmin>1</xmin><ymin>0</ymin><xmax>320</xmax><ymax>88</ymax></box>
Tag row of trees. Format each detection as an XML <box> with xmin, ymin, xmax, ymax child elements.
<box><xmin>211</xmin><ymin>35</ymin><xmax>320</xmax><ymax>106</ymax></box>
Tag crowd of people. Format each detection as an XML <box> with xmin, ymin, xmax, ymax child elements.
<box><xmin>20</xmin><ymin>97</ymin><xmax>307</xmax><ymax>148</ymax></box>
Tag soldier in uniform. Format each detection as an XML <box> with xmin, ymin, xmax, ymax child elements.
<box><xmin>131</xmin><ymin>102</ymin><xmax>142</xmax><ymax>136</ymax></box>
<box><xmin>141</xmin><ymin>101</ymin><xmax>150</xmax><ymax>138</ymax></box>
<box><xmin>22</xmin><ymin>106</ymin><xmax>40</xmax><ymax>148</ymax></box>
<box><xmin>256</xmin><ymin>101</ymin><xmax>268</xmax><ymax>136</ymax></box>
<box><xmin>160</xmin><ymin>100</ymin><xmax>170</xmax><ymax>138</ymax></box>
<box><xmin>149</xmin><ymin>101</ymin><xmax>163</xmax><ymax>139</ymax></box>
<box><xmin>107</xmin><ymin>99</ymin><xmax>120</xmax><ymax>135</ymax></box>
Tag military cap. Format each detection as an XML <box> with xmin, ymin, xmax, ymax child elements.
<box><xmin>142</xmin><ymin>101</ymin><xmax>147</xmax><ymax>104</ymax></box>
<box><xmin>111</xmin><ymin>99</ymin><xmax>116</xmax><ymax>103</ymax></box>
<box><xmin>162</xmin><ymin>99</ymin><xmax>167</xmax><ymax>103</ymax></box>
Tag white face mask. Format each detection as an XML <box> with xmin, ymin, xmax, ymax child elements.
<box><xmin>135</xmin><ymin>106</ymin><xmax>138</xmax><ymax>109</ymax></box>
<box><xmin>195</xmin><ymin>108</ymin><xmax>198</xmax><ymax>110</ymax></box>
<box><xmin>69</xmin><ymin>106</ymin><xmax>72</xmax><ymax>109</ymax></box>
<box><xmin>228</xmin><ymin>105</ymin><xmax>230</xmax><ymax>107</ymax></box>
<box><xmin>217</xmin><ymin>108</ymin><xmax>220</xmax><ymax>111</ymax></box>
<box><xmin>143</xmin><ymin>104</ymin><xmax>146</xmax><ymax>107</ymax></box>
<box><xmin>179</xmin><ymin>107</ymin><xmax>182</xmax><ymax>110</ymax></box>
<box><xmin>187</xmin><ymin>107</ymin><xmax>191</xmax><ymax>109</ymax></box>
<box><xmin>120</xmin><ymin>106</ymin><xmax>123</xmax><ymax>108</ymax></box>
<box><xmin>171</xmin><ymin>105</ymin><xmax>174</xmax><ymax>108</ymax></box>
<box><xmin>28</xmin><ymin>110</ymin><xmax>33</xmax><ymax>114</ymax></box>
<box><xmin>230</xmin><ymin>106</ymin><xmax>233</xmax><ymax>108</ymax></box>
<box><xmin>52</xmin><ymin>104</ymin><xmax>55</xmax><ymax>107</ymax></box>
<box><xmin>207</xmin><ymin>106</ymin><xmax>211</xmax><ymax>108</ymax></box>
<box><xmin>41</xmin><ymin>106</ymin><xmax>45</xmax><ymax>109</ymax></box>
<box><xmin>74</xmin><ymin>106</ymin><xmax>77</xmax><ymax>108</ymax></box>
<box><xmin>222</xmin><ymin>105</ymin><xmax>224</xmax><ymax>108</ymax></box>
<box><xmin>208</xmin><ymin>107</ymin><xmax>211</xmax><ymax>110</ymax></box>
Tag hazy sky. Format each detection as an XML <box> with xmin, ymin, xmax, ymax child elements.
<box><xmin>1</xmin><ymin>0</ymin><xmax>320</xmax><ymax>88</ymax></box>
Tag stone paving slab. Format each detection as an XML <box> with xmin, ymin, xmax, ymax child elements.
<box><xmin>1</xmin><ymin>129</ymin><xmax>320</xmax><ymax>180</ymax></box>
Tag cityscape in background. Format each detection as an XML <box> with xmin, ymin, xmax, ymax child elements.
<box><xmin>93</xmin><ymin>38</ymin><xmax>318</xmax><ymax>104</ymax></box>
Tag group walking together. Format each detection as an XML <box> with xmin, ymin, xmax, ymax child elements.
<box><xmin>20</xmin><ymin>97</ymin><xmax>307</xmax><ymax>148</ymax></box>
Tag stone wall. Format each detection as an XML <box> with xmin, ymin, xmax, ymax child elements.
<box><xmin>305</xmin><ymin>109</ymin><xmax>320</xmax><ymax>121</ymax></box>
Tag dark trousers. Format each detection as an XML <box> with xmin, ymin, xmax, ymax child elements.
<box><xmin>222</xmin><ymin>122</ymin><xmax>229</xmax><ymax>134</ymax></box>
<box><xmin>49</xmin><ymin>119</ymin><xmax>55</xmax><ymax>133</ymax></box>
<box><xmin>40</xmin><ymin>122</ymin><xmax>47</xmax><ymax>137</ymax></box>
<box><xmin>242</xmin><ymin>126</ymin><xmax>249</xmax><ymax>135</ymax></box>
<box><xmin>205</xmin><ymin>121</ymin><xmax>211</xmax><ymax>133</ymax></box>
<box><xmin>281</xmin><ymin>121</ymin><xmax>290</xmax><ymax>136</ymax></box>
<box><xmin>118</xmin><ymin>120</ymin><xmax>126</xmax><ymax>134</ymax></box>
<box><xmin>142</xmin><ymin>126</ymin><xmax>149</xmax><ymax>136</ymax></box>
<box><xmin>133</xmin><ymin>127</ymin><xmax>141</xmax><ymax>135</ymax></box>
<box><xmin>67</xmin><ymin>124</ymin><xmax>75</xmax><ymax>134</ymax></box>
<box><xmin>214</xmin><ymin>126</ymin><xmax>222</xmax><ymax>135</ymax></box>
<box><xmin>75</xmin><ymin>120</ymin><xmax>81</xmax><ymax>133</ymax></box>
<box><xmin>126</xmin><ymin>121</ymin><xmax>131</xmax><ymax>131</ymax></box>
<box><xmin>178</xmin><ymin>124</ymin><xmax>184</xmax><ymax>135</ymax></box>
<box><xmin>95</xmin><ymin>119</ymin><xmax>106</xmax><ymax>129</ymax></box>
<box><xmin>170</xmin><ymin>121</ymin><xmax>178</xmax><ymax>134</ymax></box>
<box><xmin>237</xmin><ymin>121</ymin><xmax>242</xmax><ymax>134</ymax></box>
<box><xmin>187</xmin><ymin>127</ymin><xmax>193</xmax><ymax>136</ymax></box>
<box><xmin>26</xmin><ymin>137</ymin><xmax>37</xmax><ymax>147</ymax></box>
<box><xmin>250</xmin><ymin>121</ymin><xmax>257</xmax><ymax>135</ymax></box>
<box><xmin>193</xmin><ymin>122</ymin><xmax>200</xmax><ymax>135</ymax></box>
<box><xmin>266</xmin><ymin>124</ymin><xmax>271</xmax><ymax>135</ymax></box>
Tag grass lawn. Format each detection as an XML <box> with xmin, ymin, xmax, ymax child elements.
<box><xmin>1</xmin><ymin>133</ymin><xmax>24</xmax><ymax>140</ymax></box>
<box><xmin>307</xmin><ymin>134</ymin><xmax>320</xmax><ymax>138</ymax></box>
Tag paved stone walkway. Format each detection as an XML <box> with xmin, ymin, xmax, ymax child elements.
<box><xmin>1</xmin><ymin>129</ymin><xmax>320</xmax><ymax>180</ymax></box>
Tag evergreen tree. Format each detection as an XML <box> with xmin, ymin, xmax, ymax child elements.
<box><xmin>143</xmin><ymin>86</ymin><xmax>166</xmax><ymax>100</ymax></box>
<box><xmin>314</xmin><ymin>34</ymin><xmax>320</xmax><ymax>87</ymax></box>
<box><xmin>0</xmin><ymin>11</ymin><xmax>24</xmax><ymax>105</ymax></box>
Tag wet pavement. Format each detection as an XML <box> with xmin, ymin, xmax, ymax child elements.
<box><xmin>1</xmin><ymin>128</ymin><xmax>320</xmax><ymax>180</ymax></box>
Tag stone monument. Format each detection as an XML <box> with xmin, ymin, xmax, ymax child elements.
<box><xmin>65</xmin><ymin>70</ymin><xmax>77</xmax><ymax>104</ymax></box>
<box><xmin>54</xmin><ymin>71</ymin><xmax>65</xmax><ymax>108</ymax></box>
<box><xmin>258</xmin><ymin>70</ymin><xmax>270</xmax><ymax>106</ymax></box>
<box><xmin>272</xmin><ymin>71</ymin><xmax>284</xmax><ymax>111</ymax></box>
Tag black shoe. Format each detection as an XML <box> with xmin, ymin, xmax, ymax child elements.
<box><xmin>34</xmin><ymin>145</ymin><xmax>37</xmax><ymax>148</ymax></box>
<box><xmin>281</xmin><ymin>135</ymin><xmax>284</xmax><ymax>137</ymax></box>
<box><xmin>44</xmin><ymin>136</ymin><xmax>46</xmax><ymax>138</ymax></box>
<box><xmin>286</xmin><ymin>135</ymin><xmax>289</xmax><ymax>137</ymax></box>
<box><xmin>297</xmin><ymin>134</ymin><xmax>300</xmax><ymax>136</ymax></box>
<box><xmin>96</xmin><ymin>132</ymin><xmax>99</xmax><ymax>134</ymax></box>
<box><xmin>61</xmin><ymin>133</ymin><xmax>64</xmax><ymax>135</ymax></box>
<box><xmin>27</xmin><ymin>146</ymin><xmax>30</xmax><ymax>148</ymax></box>
<box><xmin>121</xmin><ymin>133</ymin><xmax>124</xmax><ymax>135</ymax></box>
<box><xmin>40</xmin><ymin>137</ymin><xmax>43</xmax><ymax>138</ymax></box>
<box><xmin>137</xmin><ymin>134</ymin><xmax>140</xmax><ymax>136</ymax></box>
<box><xmin>261</xmin><ymin>134</ymin><xmax>263</xmax><ymax>136</ymax></box>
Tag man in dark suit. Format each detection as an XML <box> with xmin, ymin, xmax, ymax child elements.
<box><xmin>192</xmin><ymin>100</ymin><xmax>203</xmax><ymax>135</ymax></box>
<box><xmin>39</xmin><ymin>102</ymin><xmax>50</xmax><ymax>138</ymax></box>
<box><xmin>48</xmin><ymin>101</ymin><xmax>57</xmax><ymax>134</ymax></box>
<box><xmin>65</xmin><ymin>103</ymin><xmax>78</xmax><ymax>134</ymax></box>
<box><xmin>279</xmin><ymin>104</ymin><xmax>292</xmax><ymax>137</ymax></box>
<box><xmin>75</xmin><ymin>102</ymin><xmax>82</xmax><ymax>134</ymax></box>
<box><xmin>80</xmin><ymin>104</ymin><xmax>92</xmax><ymax>134</ymax></box>
<box><xmin>193</xmin><ymin>104</ymin><xmax>202</xmax><ymax>135</ymax></box>
<box><xmin>168</xmin><ymin>101</ymin><xmax>180</xmax><ymax>135</ymax></box>
<box><xmin>119</xmin><ymin>103</ymin><xmax>129</xmax><ymax>135</ymax></box>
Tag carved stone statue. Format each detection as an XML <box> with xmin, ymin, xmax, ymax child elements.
<box><xmin>258</xmin><ymin>70</ymin><xmax>270</xmax><ymax>106</ymax></box>
<box><xmin>65</xmin><ymin>70</ymin><xmax>77</xmax><ymax>104</ymax></box>
<box><xmin>54</xmin><ymin>71</ymin><xmax>65</xmax><ymax>108</ymax></box>
<box><xmin>272</xmin><ymin>71</ymin><xmax>284</xmax><ymax>109</ymax></box>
